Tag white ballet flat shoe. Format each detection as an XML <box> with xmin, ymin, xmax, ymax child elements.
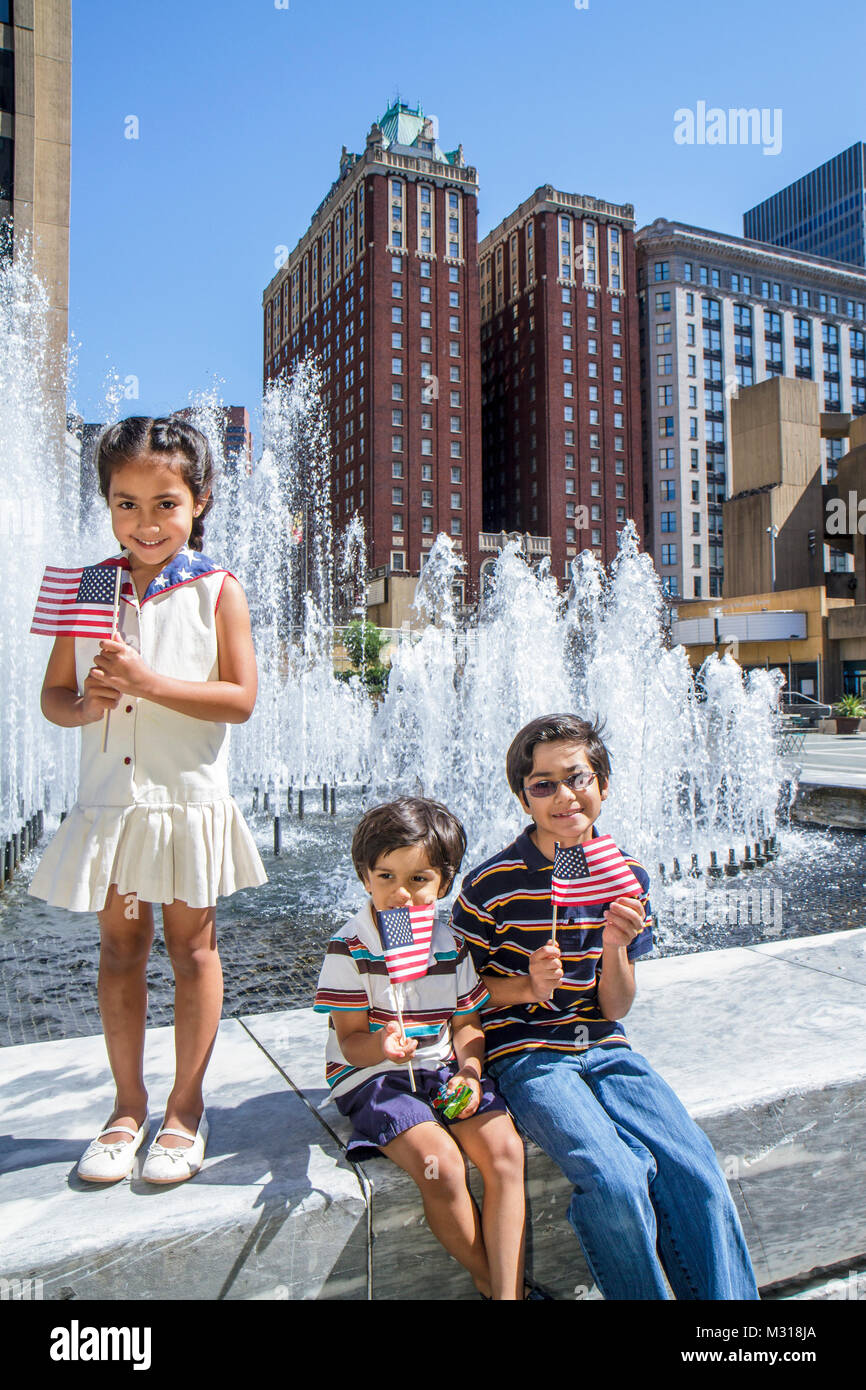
<box><xmin>77</xmin><ymin>1115</ymin><xmax>150</xmax><ymax>1183</ymax></box>
<box><xmin>141</xmin><ymin>1111</ymin><xmax>208</xmax><ymax>1184</ymax></box>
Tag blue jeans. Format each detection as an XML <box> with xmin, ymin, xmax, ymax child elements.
<box><xmin>489</xmin><ymin>1045</ymin><xmax>759</xmax><ymax>1301</ymax></box>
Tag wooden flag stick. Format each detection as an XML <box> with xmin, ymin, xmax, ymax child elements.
<box><xmin>551</xmin><ymin>840</ymin><xmax>560</xmax><ymax>945</ymax></box>
<box><xmin>100</xmin><ymin>564</ymin><xmax>123</xmax><ymax>754</ymax></box>
<box><xmin>395</xmin><ymin>983</ymin><xmax>416</xmax><ymax>1093</ymax></box>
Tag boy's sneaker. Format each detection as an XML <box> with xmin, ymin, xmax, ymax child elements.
<box><xmin>524</xmin><ymin>1276</ymin><xmax>555</xmax><ymax>1300</ymax></box>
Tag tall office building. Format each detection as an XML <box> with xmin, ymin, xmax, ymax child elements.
<box><xmin>262</xmin><ymin>101</ymin><xmax>482</xmax><ymax>608</ymax></box>
<box><xmin>176</xmin><ymin>405</ymin><xmax>253</xmax><ymax>472</ymax></box>
<box><xmin>0</xmin><ymin>0</ymin><xmax>71</xmax><ymax>396</ymax></box>
<box><xmin>744</xmin><ymin>143</ymin><xmax>866</xmax><ymax>269</ymax></box>
<box><xmin>636</xmin><ymin>219</ymin><xmax>866</xmax><ymax>600</ymax></box>
<box><xmin>223</xmin><ymin>406</ymin><xmax>252</xmax><ymax>471</ymax></box>
<box><xmin>478</xmin><ymin>186</ymin><xmax>642</xmax><ymax>584</ymax></box>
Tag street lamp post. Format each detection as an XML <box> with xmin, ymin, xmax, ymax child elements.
<box><xmin>766</xmin><ymin>524</ymin><xmax>779</xmax><ymax>591</ymax></box>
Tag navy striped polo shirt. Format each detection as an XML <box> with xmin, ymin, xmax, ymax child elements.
<box><xmin>451</xmin><ymin>825</ymin><xmax>654</xmax><ymax>1064</ymax></box>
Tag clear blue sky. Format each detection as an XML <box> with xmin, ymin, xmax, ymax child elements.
<box><xmin>68</xmin><ymin>0</ymin><xmax>866</xmax><ymax>443</ymax></box>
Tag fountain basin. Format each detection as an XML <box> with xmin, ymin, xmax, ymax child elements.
<box><xmin>1</xmin><ymin>927</ymin><xmax>864</xmax><ymax>1299</ymax></box>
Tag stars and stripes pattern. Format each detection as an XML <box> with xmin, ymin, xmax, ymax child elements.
<box><xmin>141</xmin><ymin>547</ymin><xmax>220</xmax><ymax>603</ymax></box>
<box><xmin>552</xmin><ymin>836</ymin><xmax>643</xmax><ymax>907</ymax></box>
<box><xmin>30</xmin><ymin>560</ymin><xmax>131</xmax><ymax>639</ymax></box>
<box><xmin>376</xmin><ymin>903</ymin><xmax>436</xmax><ymax>983</ymax></box>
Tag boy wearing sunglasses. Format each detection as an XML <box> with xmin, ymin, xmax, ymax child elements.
<box><xmin>451</xmin><ymin>712</ymin><xmax>759</xmax><ymax>1301</ymax></box>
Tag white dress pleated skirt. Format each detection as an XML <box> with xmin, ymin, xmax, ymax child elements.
<box><xmin>29</xmin><ymin>553</ymin><xmax>267</xmax><ymax>913</ymax></box>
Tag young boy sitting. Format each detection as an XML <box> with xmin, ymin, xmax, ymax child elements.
<box><xmin>314</xmin><ymin>796</ymin><xmax>528</xmax><ymax>1300</ymax></box>
<box><xmin>451</xmin><ymin>713</ymin><xmax>760</xmax><ymax>1301</ymax></box>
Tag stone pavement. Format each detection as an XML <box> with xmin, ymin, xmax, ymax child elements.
<box><xmin>2</xmin><ymin>928</ymin><xmax>866</xmax><ymax>1300</ymax></box>
<box><xmin>788</xmin><ymin>733</ymin><xmax>866</xmax><ymax>827</ymax></box>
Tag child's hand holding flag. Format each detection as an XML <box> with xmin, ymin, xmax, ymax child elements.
<box><xmin>376</xmin><ymin>902</ymin><xmax>436</xmax><ymax>1093</ymax></box>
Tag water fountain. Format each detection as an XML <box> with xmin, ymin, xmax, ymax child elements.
<box><xmin>3</xmin><ymin>253</ymin><xmax>864</xmax><ymax>1048</ymax></box>
<box><xmin>0</xmin><ymin>243</ymin><xmax>78</xmax><ymax>866</ymax></box>
<box><xmin>370</xmin><ymin>530</ymin><xmax>784</xmax><ymax>877</ymax></box>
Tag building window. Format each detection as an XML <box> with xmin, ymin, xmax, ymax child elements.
<box><xmin>392</xmin><ymin>513</ymin><xmax>404</xmax><ymax>531</ymax></box>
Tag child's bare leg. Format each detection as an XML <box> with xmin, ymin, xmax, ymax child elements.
<box><xmin>95</xmin><ymin>886</ymin><xmax>154</xmax><ymax>1142</ymax></box>
<box><xmin>383</xmin><ymin>1121</ymin><xmax>493</xmax><ymax>1297</ymax></box>
<box><xmin>160</xmin><ymin>900</ymin><xmax>222</xmax><ymax>1148</ymax></box>
<box><xmin>450</xmin><ymin>1112</ymin><xmax>526</xmax><ymax>1300</ymax></box>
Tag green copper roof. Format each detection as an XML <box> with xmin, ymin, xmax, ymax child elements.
<box><xmin>377</xmin><ymin>99</ymin><xmax>459</xmax><ymax>164</ymax></box>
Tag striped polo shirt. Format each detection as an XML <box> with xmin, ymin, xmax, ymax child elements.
<box><xmin>451</xmin><ymin>825</ymin><xmax>653</xmax><ymax>1065</ymax></box>
<box><xmin>314</xmin><ymin>901</ymin><xmax>490</xmax><ymax>1101</ymax></box>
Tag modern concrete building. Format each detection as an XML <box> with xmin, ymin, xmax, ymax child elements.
<box><xmin>670</xmin><ymin>383</ymin><xmax>866</xmax><ymax>702</ymax></box>
<box><xmin>262</xmin><ymin>101</ymin><xmax>482</xmax><ymax>618</ymax></box>
<box><xmin>635</xmin><ymin>219</ymin><xmax>866</xmax><ymax>601</ymax></box>
<box><xmin>0</xmin><ymin>0</ymin><xmax>71</xmax><ymax>403</ymax></box>
<box><xmin>825</xmin><ymin>415</ymin><xmax>866</xmax><ymax>697</ymax></box>
<box><xmin>723</xmin><ymin>376</ymin><xmax>854</xmax><ymax>599</ymax></box>
<box><xmin>478</xmin><ymin>186</ymin><xmax>642</xmax><ymax>586</ymax></box>
<box><xmin>744</xmin><ymin>142</ymin><xmax>866</xmax><ymax>269</ymax></box>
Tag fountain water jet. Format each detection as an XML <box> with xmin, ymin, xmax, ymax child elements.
<box><xmin>370</xmin><ymin>524</ymin><xmax>786</xmax><ymax>878</ymax></box>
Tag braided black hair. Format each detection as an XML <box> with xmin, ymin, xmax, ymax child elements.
<box><xmin>95</xmin><ymin>416</ymin><xmax>215</xmax><ymax>551</ymax></box>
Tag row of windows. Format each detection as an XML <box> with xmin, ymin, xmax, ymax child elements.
<box><xmin>392</xmin><ymin>285</ymin><xmax>461</xmax><ymax>308</ymax></box>
<box><xmin>393</xmin><ymin>462</ymin><xmax>462</xmax><ymax>483</ymax></box>
<box><xmin>391</xmin><ymin>488</ymin><xmax>463</xmax><ymax>508</ymax></box>
<box><xmin>652</xmin><ymin>259</ymin><xmax>864</xmax><ymax>319</ymax></box>
<box><xmin>391</xmin><ymin>514</ymin><xmax>464</xmax><ymax>536</ymax></box>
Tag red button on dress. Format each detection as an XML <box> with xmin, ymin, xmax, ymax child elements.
<box><xmin>123</xmin><ymin>757</ymin><xmax>131</xmax><ymax>765</ymax></box>
<box><xmin>125</xmin><ymin>705</ymin><xmax>133</xmax><ymax>713</ymax></box>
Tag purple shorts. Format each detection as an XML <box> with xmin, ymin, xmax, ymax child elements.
<box><xmin>336</xmin><ymin>1062</ymin><xmax>508</xmax><ymax>1161</ymax></box>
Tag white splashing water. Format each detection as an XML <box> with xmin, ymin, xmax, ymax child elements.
<box><xmin>0</xmin><ymin>244</ymin><xmax>78</xmax><ymax>839</ymax></box>
<box><xmin>370</xmin><ymin>524</ymin><xmax>786</xmax><ymax>873</ymax></box>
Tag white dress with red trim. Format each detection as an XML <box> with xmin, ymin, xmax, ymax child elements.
<box><xmin>29</xmin><ymin>548</ymin><xmax>268</xmax><ymax>912</ymax></box>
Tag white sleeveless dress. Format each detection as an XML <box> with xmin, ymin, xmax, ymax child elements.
<box><xmin>29</xmin><ymin>550</ymin><xmax>267</xmax><ymax>912</ymax></box>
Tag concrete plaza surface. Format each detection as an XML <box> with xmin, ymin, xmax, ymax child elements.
<box><xmin>1</xmin><ymin>929</ymin><xmax>866</xmax><ymax>1300</ymax></box>
<box><xmin>789</xmin><ymin>733</ymin><xmax>866</xmax><ymax>827</ymax></box>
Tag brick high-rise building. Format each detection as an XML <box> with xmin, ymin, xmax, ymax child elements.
<box><xmin>478</xmin><ymin>186</ymin><xmax>643</xmax><ymax>586</ymax></box>
<box><xmin>176</xmin><ymin>405</ymin><xmax>253</xmax><ymax>471</ymax></box>
<box><xmin>262</xmin><ymin>101</ymin><xmax>482</xmax><ymax>612</ymax></box>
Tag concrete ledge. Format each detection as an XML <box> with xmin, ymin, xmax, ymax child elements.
<box><xmin>0</xmin><ymin>1020</ymin><xmax>367</xmax><ymax>1300</ymax></box>
<box><xmin>791</xmin><ymin>783</ymin><xmax>866</xmax><ymax>828</ymax></box>
<box><xmin>2</xmin><ymin>930</ymin><xmax>865</xmax><ymax>1300</ymax></box>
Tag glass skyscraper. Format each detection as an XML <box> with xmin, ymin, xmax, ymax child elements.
<box><xmin>744</xmin><ymin>143</ymin><xmax>866</xmax><ymax>268</ymax></box>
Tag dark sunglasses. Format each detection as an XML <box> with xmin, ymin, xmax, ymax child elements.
<box><xmin>523</xmin><ymin>770</ymin><xmax>597</xmax><ymax>798</ymax></box>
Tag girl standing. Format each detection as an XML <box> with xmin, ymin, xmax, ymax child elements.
<box><xmin>30</xmin><ymin>416</ymin><xmax>266</xmax><ymax>1184</ymax></box>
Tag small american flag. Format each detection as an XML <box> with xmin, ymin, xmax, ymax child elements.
<box><xmin>376</xmin><ymin>904</ymin><xmax>436</xmax><ymax>984</ymax></box>
<box><xmin>30</xmin><ymin>560</ymin><xmax>131</xmax><ymax>639</ymax></box>
<box><xmin>552</xmin><ymin>836</ymin><xmax>642</xmax><ymax>907</ymax></box>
